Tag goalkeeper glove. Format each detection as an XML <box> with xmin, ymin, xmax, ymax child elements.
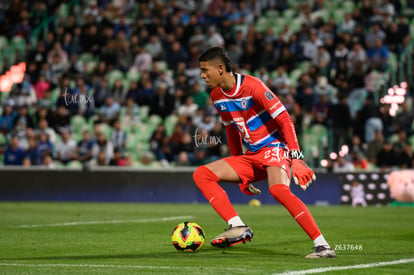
<box><xmin>239</xmin><ymin>183</ymin><xmax>262</xmax><ymax>196</ymax></box>
<box><xmin>291</xmin><ymin>150</ymin><xmax>316</xmax><ymax>191</ymax></box>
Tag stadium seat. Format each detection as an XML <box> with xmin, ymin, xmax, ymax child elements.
<box><xmin>0</xmin><ymin>36</ymin><xmax>8</xmax><ymax>55</ymax></box>
<box><xmin>126</xmin><ymin>2</ymin><xmax>140</xmax><ymax>20</ymax></box>
<box><xmin>126</xmin><ymin>67</ymin><xmax>141</xmax><ymax>83</ymax></box>
<box><xmin>288</xmin><ymin>19</ymin><xmax>300</xmax><ymax>33</ymax></box>
<box><xmin>0</xmin><ymin>133</ymin><xmax>7</xmax><ymax>146</ymax></box>
<box><xmin>309</xmin><ymin>9</ymin><xmax>326</xmax><ymax>23</ymax></box>
<box><xmin>265</xmin><ymin>9</ymin><xmax>279</xmax><ymax>19</ymax></box>
<box><xmin>153</xmin><ymin>61</ymin><xmax>168</xmax><ymax>72</ymax></box>
<box><xmin>268</xmin><ymin>14</ymin><xmax>284</xmax><ymax>30</ymax></box>
<box><xmin>57</xmin><ymin>3</ymin><xmax>69</xmax><ymax>19</ymax></box>
<box><xmin>309</xmin><ymin>124</ymin><xmax>328</xmax><ymax>138</ymax></box>
<box><xmin>324</xmin><ymin>1</ymin><xmax>337</xmax><ymax>10</ymax></box>
<box><xmin>239</xmin><ymin>69</ymin><xmax>251</xmax><ymax>75</ymax></box>
<box><xmin>388</xmin><ymin>133</ymin><xmax>399</xmax><ymax>144</ymax></box>
<box><xmin>108</xmin><ymin>70</ymin><xmax>124</xmax><ymax>89</ymax></box>
<box><xmin>255</xmin><ymin>17</ymin><xmax>269</xmax><ymax>33</ymax></box>
<box><xmin>134</xmin><ymin>160</ymin><xmax>162</xmax><ymax>168</ymax></box>
<box><xmin>367</xmin><ymin>162</ymin><xmax>378</xmax><ymax>171</ymax></box>
<box><xmin>282</xmin><ymin>8</ymin><xmax>295</xmax><ymax>19</ymax></box>
<box><xmin>301</xmin><ymin>132</ymin><xmax>319</xmax><ymax>168</ymax></box>
<box><xmin>126</xmin><ymin>133</ymin><xmax>138</xmax><ymax>151</ymax></box>
<box><xmin>70</xmin><ymin>115</ymin><xmax>87</xmax><ymax>135</ymax></box>
<box><xmin>306</xmin><ymin>124</ymin><xmax>328</xmax><ymax>160</ymax></box>
<box><xmin>135</xmin><ymin>141</ymin><xmax>150</xmax><ymax>154</ymax></box>
<box><xmin>139</xmin><ymin>105</ymin><xmax>150</xmax><ymax>122</ymax></box>
<box><xmin>135</xmin><ymin>124</ymin><xmax>152</xmax><ymax>142</ymax></box>
<box><xmin>80</xmin><ymin>52</ymin><xmax>95</xmax><ymax>63</ymax></box>
<box><xmin>100</xmin><ymin>123</ymin><xmax>113</xmax><ymax>139</ymax></box>
<box><xmin>72</xmin><ymin>132</ymin><xmax>83</xmax><ymax>143</ymax></box>
<box><xmin>289</xmin><ymin>69</ymin><xmax>303</xmax><ymax>85</ymax></box>
<box><xmin>11</xmin><ymin>36</ymin><xmax>26</xmax><ymax>60</ymax></box>
<box><xmin>287</xmin><ymin>0</ymin><xmax>296</xmax><ymax>9</ymax></box>
<box><xmin>164</xmin><ymin>114</ymin><xmax>178</xmax><ymax>136</ymax></box>
<box><xmin>148</xmin><ymin>114</ymin><xmax>162</xmax><ymax>128</ymax></box>
<box><xmin>389</xmin><ymin>52</ymin><xmax>397</xmax><ymax>70</ymax></box>
<box><xmin>54</xmin><ymin>161</ymin><xmax>65</xmax><ymax>168</ymax></box>
<box><xmin>409</xmin><ymin>135</ymin><xmax>414</xmax><ymax>148</ymax></box>
<box><xmin>54</xmin><ymin>134</ymin><xmax>62</xmax><ymax>156</ymax></box>
<box><xmin>119</xmin><ymin>106</ymin><xmax>127</xmax><ymax>121</ymax></box>
<box><xmin>343</xmin><ymin>1</ymin><xmax>355</xmax><ymax>14</ymax></box>
<box><xmin>298</xmin><ymin>61</ymin><xmax>311</xmax><ymax>73</ymax></box>
<box><xmin>66</xmin><ymin>160</ymin><xmax>83</xmax><ymax>169</ymax></box>
<box><xmin>302</xmin><ymin>147</ymin><xmax>315</xmax><ymax>168</ymax></box>
<box><xmin>272</xmin><ymin>24</ymin><xmax>282</xmax><ymax>35</ymax></box>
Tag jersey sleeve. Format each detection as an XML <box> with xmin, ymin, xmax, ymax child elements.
<box><xmin>253</xmin><ymin>82</ymin><xmax>301</xmax><ymax>151</ymax></box>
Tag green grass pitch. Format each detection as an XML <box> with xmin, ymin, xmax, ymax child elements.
<box><xmin>0</xmin><ymin>202</ymin><xmax>414</xmax><ymax>274</ymax></box>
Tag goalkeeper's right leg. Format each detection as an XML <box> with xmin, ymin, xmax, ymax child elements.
<box><xmin>193</xmin><ymin>165</ymin><xmax>239</xmax><ymax>222</ymax></box>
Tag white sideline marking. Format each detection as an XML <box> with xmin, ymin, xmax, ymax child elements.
<box><xmin>0</xmin><ymin>262</ymin><xmax>246</xmax><ymax>272</ymax></box>
<box><xmin>273</xmin><ymin>258</ymin><xmax>414</xmax><ymax>275</ymax></box>
<box><xmin>12</xmin><ymin>216</ymin><xmax>194</xmax><ymax>228</ymax></box>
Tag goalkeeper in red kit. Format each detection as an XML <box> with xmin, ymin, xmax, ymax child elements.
<box><xmin>193</xmin><ymin>47</ymin><xmax>336</xmax><ymax>258</ymax></box>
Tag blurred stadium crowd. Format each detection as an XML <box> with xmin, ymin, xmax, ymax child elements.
<box><xmin>0</xmin><ymin>0</ymin><xmax>413</xmax><ymax>171</ymax></box>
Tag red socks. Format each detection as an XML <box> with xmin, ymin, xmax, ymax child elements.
<box><xmin>269</xmin><ymin>184</ymin><xmax>321</xmax><ymax>240</ymax></box>
<box><xmin>193</xmin><ymin>166</ymin><xmax>238</xmax><ymax>221</ymax></box>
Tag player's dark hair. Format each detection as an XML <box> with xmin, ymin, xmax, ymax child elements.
<box><xmin>199</xmin><ymin>47</ymin><xmax>233</xmax><ymax>73</ymax></box>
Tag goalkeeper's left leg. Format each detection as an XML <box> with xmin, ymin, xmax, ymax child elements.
<box><xmin>267</xmin><ymin>166</ymin><xmax>334</xmax><ymax>257</ymax></box>
<box><xmin>269</xmin><ymin>183</ymin><xmax>321</xmax><ymax>240</ymax></box>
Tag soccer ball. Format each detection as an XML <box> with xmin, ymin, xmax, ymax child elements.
<box><xmin>171</xmin><ymin>221</ymin><xmax>205</xmax><ymax>252</ymax></box>
<box><xmin>248</xmin><ymin>198</ymin><xmax>262</xmax><ymax>207</ymax></box>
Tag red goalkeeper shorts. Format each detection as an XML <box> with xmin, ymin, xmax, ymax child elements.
<box><xmin>223</xmin><ymin>143</ymin><xmax>291</xmax><ymax>185</ymax></box>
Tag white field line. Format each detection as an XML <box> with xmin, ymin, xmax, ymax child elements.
<box><xmin>0</xmin><ymin>262</ymin><xmax>246</xmax><ymax>272</ymax></box>
<box><xmin>12</xmin><ymin>216</ymin><xmax>194</xmax><ymax>228</ymax></box>
<box><xmin>273</xmin><ymin>258</ymin><xmax>414</xmax><ymax>275</ymax></box>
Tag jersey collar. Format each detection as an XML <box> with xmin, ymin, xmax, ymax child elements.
<box><xmin>220</xmin><ymin>73</ymin><xmax>241</xmax><ymax>97</ymax></box>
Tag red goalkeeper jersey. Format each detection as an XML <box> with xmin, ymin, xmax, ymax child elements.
<box><xmin>211</xmin><ymin>73</ymin><xmax>299</xmax><ymax>153</ymax></box>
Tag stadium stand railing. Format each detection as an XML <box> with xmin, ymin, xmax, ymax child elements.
<box><xmin>30</xmin><ymin>0</ymin><xmax>80</xmax><ymax>49</ymax></box>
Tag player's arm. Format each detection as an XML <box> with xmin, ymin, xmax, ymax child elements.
<box><xmin>274</xmin><ymin>110</ymin><xmax>316</xmax><ymax>190</ymax></box>
<box><xmin>254</xmin><ymin>84</ymin><xmax>315</xmax><ymax>191</ymax></box>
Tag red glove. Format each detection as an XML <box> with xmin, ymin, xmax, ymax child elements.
<box><xmin>239</xmin><ymin>183</ymin><xmax>262</xmax><ymax>196</ymax></box>
<box><xmin>291</xmin><ymin>159</ymin><xmax>316</xmax><ymax>191</ymax></box>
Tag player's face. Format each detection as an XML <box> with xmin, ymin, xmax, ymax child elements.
<box><xmin>199</xmin><ymin>61</ymin><xmax>221</xmax><ymax>89</ymax></box>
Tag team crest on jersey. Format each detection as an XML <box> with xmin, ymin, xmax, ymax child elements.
<box><xmin>265</xmin><ymin>90</ymin><xmax>274</xmax><ymax>100</ymax></box>
<box><xmin>241</xmin><ymin>99</ymin><xmax>247</xmax><ymax>109</ymax></box>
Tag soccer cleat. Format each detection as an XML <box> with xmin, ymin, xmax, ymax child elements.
<box><xmin>305</xmin><ymin>246</ymin><xmax>336</xmax><ymax>258</ymax></box>
<box><xmin>211</xmin><ymin>225</ymin><xmax>253</xmax><ymax>248</ymax></box>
